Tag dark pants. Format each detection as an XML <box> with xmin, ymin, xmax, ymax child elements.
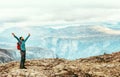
<box><xmin>20</xmin><ymin>50</ymin><xmax>26</xmax><ymax>68</ymax></box>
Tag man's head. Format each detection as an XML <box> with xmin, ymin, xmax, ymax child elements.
<box><xmin>19</xmin><ymin>36</ymin><xmax>24</xmax><ymax>41</ymax></box>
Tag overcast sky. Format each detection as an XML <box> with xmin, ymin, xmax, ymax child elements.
<box><xmin>0</xmin><ymin>0</ymin><xmax>120</xmax><ymax>29</ymax></box>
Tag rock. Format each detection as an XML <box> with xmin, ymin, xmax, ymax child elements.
<box><xmin>0</xmin><ymin>52</ymin><xmax>120</xmax><ymax>77</ymax></box>
<box><xmin>53</xmin><ymin>63</ymin><xmax>65</xmax><ymax>70</ymax></box>
<box><xmin>55</xmin><ymin>70</ymin><xmax>69</xmax><ymax>75</ymax></box>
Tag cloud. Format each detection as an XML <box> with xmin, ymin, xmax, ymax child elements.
<box><xmin>92</xmin><ymin>26</ymin><xmax>120</xmax><ymax>35</ymax></box>
<box><xmin>0</xmin><ymin>0</ymin><xmax>120</xmax><ymax>9</ymax></box>
<box><xmin>0</xmin><ymin>17</ymin><xmax>26</xmax><ymax>23</ymax></box>
<box><xmin>0</xmin><ymin>0</ymin><xmax>120</xmax><ymax>29</ymax></box>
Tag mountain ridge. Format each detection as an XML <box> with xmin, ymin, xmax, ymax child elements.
<box><xmin>0</xmin><ymin>51</ymin><xmax>120</xmax><ymax>77</ymax></box>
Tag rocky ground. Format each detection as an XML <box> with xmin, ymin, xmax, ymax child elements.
<box><xmin>0</xmin><ymin>52</ymin><xmax>120</xmax><ymax>77</ymax></box>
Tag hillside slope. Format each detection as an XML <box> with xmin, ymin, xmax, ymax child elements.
<box><xmin>0</xmin><ymin>52</ymin><xmax>120</xmax><ymax>77</ymax></box>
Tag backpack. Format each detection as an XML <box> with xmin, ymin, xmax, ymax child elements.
<box><xmin>17</xmin><ymin>42</ymin><xmax>21</xmax><ymax>50</ymax></box>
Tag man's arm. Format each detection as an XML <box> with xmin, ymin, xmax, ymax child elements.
<box><xmin>12</xmin><ymin>33</ymin><xmax>21</xmax><ymax>42</ymax></box>
<box><xmin>25</xmin><ymin>33</ymin><xmax>30</xmax><ymax>42</ymax></box>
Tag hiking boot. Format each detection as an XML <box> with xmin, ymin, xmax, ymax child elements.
<box><xmin>20</xmin><ymin>67</ymin><xmax>24</xmax><ymax>69</ymax></box>
<box><xmin>23</xmin><ymin>67</ymin><xmax>27</xmax><ymax>69</ymax></box>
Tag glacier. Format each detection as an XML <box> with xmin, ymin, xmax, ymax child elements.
<box><xmin>0</xmin><ymin>24</ymin><xmax>120</xmax><ymax>62</ymax></box>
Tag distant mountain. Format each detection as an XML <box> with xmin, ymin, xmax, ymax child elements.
<box><xmin>0</xmin><ymin>47</ymin><xmax>56</xmax><ymax>63</ymax></box>
<box><xmin>0</xmin><ymin>48</ymin><xmax>14</xmax><ymax>63</ymax></box>
<box><xmin>0</xmin><ymin>25</ymin><xmax>120</xmax><ymax>60</ymax></box>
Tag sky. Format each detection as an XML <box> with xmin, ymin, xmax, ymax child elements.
<box><xmin>1</xmin><ymin>0</ymin><xmax>120</xmax><ymax>60</ymax></box>
<box><xmin>0</xmin><ymin>0</ymin><xmax>120</xmax><ymax>30</ymax></box>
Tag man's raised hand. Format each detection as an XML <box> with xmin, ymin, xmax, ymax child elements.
<box><xmin>28</xmin><ymin>33</ymin><xmax>30</xmax><ymax>36</ymax></box>
<box><xmin>12</xmin><ymin>33</ymin><xmax>15</xmax><ymax>36</ymax></box>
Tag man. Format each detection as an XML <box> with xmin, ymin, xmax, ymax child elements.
<box><xmin>12</xmin><ymin>33</ymin><xmax>30</xmax><ymax>69</ymax></box>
